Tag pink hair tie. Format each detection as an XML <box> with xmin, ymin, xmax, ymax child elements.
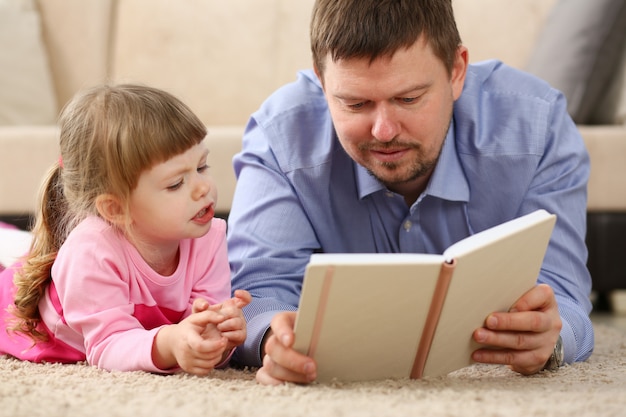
<box><xmin>58</xmin><ymin>156</ymin><xmax>64</xmax><ymax>168</ymax></box>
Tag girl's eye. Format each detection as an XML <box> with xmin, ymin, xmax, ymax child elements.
<box><xmin>167</xmin><ymin>180</ymin><xmax>183</xmax><ymax>191</ymax></box>
<box><xmin>197</xmin><ymin>164</ymin><xmax>209</xmax><ymax>173</ymax></box>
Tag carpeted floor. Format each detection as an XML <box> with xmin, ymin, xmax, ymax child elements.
<box><xmin>1</xmin><ymin>323</ymin><xmax>624</xmax><ymax>417</ymax></box>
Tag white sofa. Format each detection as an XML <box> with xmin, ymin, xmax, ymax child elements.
<box><xmin>1</xmin><ymin>0</ymin><xmax>625</xmax><ymax>298</ymax></box>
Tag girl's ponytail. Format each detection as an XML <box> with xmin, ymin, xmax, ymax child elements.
<box><xmin>11</xmin><ymin>163</ymin><xmax>68</xmax><ymax>341</ymax></box>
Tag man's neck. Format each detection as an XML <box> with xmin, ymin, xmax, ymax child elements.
<box><xmin>388</xmin><ymin>175</ymin><xmax>430</xmax><ymax>207</ymax></box>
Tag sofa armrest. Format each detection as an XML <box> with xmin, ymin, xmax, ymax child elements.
<box><xmin>203</xmin><ymin>126</ymin><xmax>244</xmax><ymax>216</ymax></box>
<box><xmin>580</xmin><ymin>125</ymin><xmax>626</xmax><ymax>212</ymax></box>
<box><xmin>0</xmin><ymin>126</ymin><xmax>59</xmax><ymax>215</ymax></box>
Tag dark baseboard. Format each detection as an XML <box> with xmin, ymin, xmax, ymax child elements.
<box><xmin>586</xmin><ymin>212</ymin><xmax>626</xmax><ymax>294</ymax></box>
<box><xmin>0</xmin><ymin>213</ymin><xmax>33</xmax><ymax>231</ymax></box>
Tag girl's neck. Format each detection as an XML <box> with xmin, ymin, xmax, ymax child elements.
<box><xmin>132</xmin><ymin>237</ymin><xmax>181</xmax><ymax>276</ymax></box>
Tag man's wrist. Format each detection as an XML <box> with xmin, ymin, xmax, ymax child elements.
<box><xmin>543</xmin><ymin>335</ymin><xmax>564</xmax><ymax>371</ymax></box>
<box><xmin>260</xmin><ymin>327</ymin><xmax>273</xmax><ymax>360</ymax></box>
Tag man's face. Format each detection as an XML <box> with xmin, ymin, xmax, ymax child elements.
<box><xmin>319</xmin><ymin>36</ymin><xmax>467</xmax><ymax>198</ymax></box>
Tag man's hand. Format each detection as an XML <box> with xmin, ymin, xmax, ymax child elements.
<box><xmin>471</xmin><ymin>283</ymin><xmax>562</xmax><ymax>375</ymax></box>
<box><xmin>255</xmin><ymin>311</ymin><xmax>317</xmax><ymax>385</ymax></box>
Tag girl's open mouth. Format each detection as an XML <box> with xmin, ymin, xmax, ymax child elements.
<box><xmin>192</xmin><ymin>205</ymin><xmax>214</xmax><ymax>224</ymax></box>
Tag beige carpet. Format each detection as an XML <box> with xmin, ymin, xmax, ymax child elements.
<box><xmin>1</xmin><ymin>323</ymin><xmax>624</xmax><ymax>417</ymax></box>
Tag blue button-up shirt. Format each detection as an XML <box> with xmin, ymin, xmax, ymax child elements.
<box><xmin>227</xmin><ymin>61</ymin><xmax>594</xmax><ymax>368</ymax></box>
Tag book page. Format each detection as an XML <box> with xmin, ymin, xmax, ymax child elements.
<box><xmin>423</xmin><ymin>210</ymin><xmax>556</xmax><ymax>377</ymax></box>
<box><xmin>294</xmin><ymin>253</ymin><xmax>443</xmax><ymax>382</ymax></box>
<box><xmin>442</xmin><ymin>209</ymin><xmax>553</xmax><ymax>262</ymax></box>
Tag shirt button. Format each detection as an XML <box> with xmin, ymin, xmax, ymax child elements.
<box><xmin>386</xmin><ymin>191</ymin><xmax>395</xmax><ymax>198</ymax></box>
<box><xmin>403</xmin><ymin>220</ymin><xmax>413</xmax><ymax>231</ymax></box>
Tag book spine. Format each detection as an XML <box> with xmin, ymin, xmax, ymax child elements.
<box><xmin>410</xmin><ymin>260</ymin><xmax>455</xmax><ymax>379</ymax></box>
<box><xmin>307</xmin><ymin>266</ymin><xmax>335</xmax><ymax>358</ymax></box>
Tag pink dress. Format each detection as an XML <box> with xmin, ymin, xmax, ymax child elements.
<box><xmin>0</xmin><ymin>216</ymin><xmax>231</xmax><ymax>372</ymax></box>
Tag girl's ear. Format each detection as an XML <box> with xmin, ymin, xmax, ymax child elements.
<box><xmin>95</xmin><ymin>194</ymin><xmax>127</xmax><ymax>227</ymax></box>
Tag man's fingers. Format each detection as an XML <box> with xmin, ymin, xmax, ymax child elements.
<box><xmin>474</xmin><ymin>327</ymin><xmax>545</xmax><ymax>351</ymax></box>
<box><xmin>471</xmin><ymin>347</ymin><xmax>547</xmax><ymax>375</ymax></box>
<box><xmin>256</xmin><ymin>363</ymin><xmax>287</xmax><ymax>385</ymax></box>
<box><xmin>263</xmin><ymin>333</ymin><xmax>316</xmax><ymax>382</ymax></box>
<box><xmin>257</xmin><ymin>352</ymin><xmax>316</xmax><ymax>385</ymax></box>
<box><xmin>510</xmin><ymin>284</ymin><xmax>556</xmax><ymax>313</ymax></box>
<box><xmin>483</xmin><ymin>310</ymin><xmax>553</xmax><ymax>333</ymax></box>
<box><xmin>270</xmin><ymin>311</ymin><xmax>297</xmax><ymax>348</ymax></box>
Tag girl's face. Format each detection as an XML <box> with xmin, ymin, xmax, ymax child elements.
<box><xmin>128</xmin><ymin>142</ymin><xmax>218</xmax><ymax>251</ymax></box>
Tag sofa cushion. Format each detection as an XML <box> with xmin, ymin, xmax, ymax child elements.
<box><xmin>111</xmin><ymin>0</ymin><xmax>314</xmax><ymax>126</ymax></box>
<box><xmin>0</xmin><ymin>0</ymin><xmax>57</xmax><ymax>125</ymax></box>
<box><xmin>525</xmin><ymin>0</ymin><xmax>626</xmax><ymax>124</ymax></box>
<box><xmin>453</xmin><ymin>0</ymin><xmax>557</xmax><ymax>69</ymax></box>
<box><xmin>35</xmin><ymin>0</ymin><xmax>115</xmax><ymax>110</ymax></box>
<box><xmin>0</xmin><ymin>126</ymin><xmax>59</xmax><ymax>214</ymax></box>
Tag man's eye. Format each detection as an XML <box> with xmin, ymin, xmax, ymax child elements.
<box><xmin>400</xmin><ymin>97</ymin><xmax>417</xmax><ymax>103</ymax></box>
<box><xmin>347</xmin><ymin>102</ymin><xmax>365</xmax><ymax>110</ymax></box>
<box><xmin>167</xmin><ymin>180</ymin><xmax>183</xmax><ymax>191</ymax></box>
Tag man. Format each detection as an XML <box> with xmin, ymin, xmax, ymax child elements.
<box><xmin>227</xmin><ymin>0</ymin><xmax>594</xmax><ymax>385</ymax></box>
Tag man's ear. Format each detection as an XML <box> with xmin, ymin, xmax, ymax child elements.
<box><xmin>451</xmin><ymin>45</ymin><xmax>469</xmax><ymax>101</ymax></box>
<box><xmin>313</xmin><ymin>64</ymin><xmax>325</xmax><ymax>90</ymax></box>
<box><xmin>95</xmin><ymin>194</ymin><xmax>127</xmax><ymax>226</ymax></box>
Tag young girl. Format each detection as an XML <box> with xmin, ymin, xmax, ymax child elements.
<box><xmin>0</xmin><ymin>84</ymin><xmax>250</xmax><ymax>375</ymax></box>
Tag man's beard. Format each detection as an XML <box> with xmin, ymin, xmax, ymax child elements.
<box><xmin>362</xmin><ymin>141</ymin><xmax>441</xmax><ymax>188</ymax></box>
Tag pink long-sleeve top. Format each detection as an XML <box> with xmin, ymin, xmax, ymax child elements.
<box><xmin>0</xmin><ymin>216</ymin><xmax>231</xmax><ymax>372</ymax></box>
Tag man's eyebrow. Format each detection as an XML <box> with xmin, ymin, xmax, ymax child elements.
<box><xmin>335</xmin><ymin>82</ymin><xmax>432</xmax><ymax>100</ymax></box>
<box><xmin>393</xmin><ymin>82</ymin><xmax>432</xmax><ymax>96</ymax></box>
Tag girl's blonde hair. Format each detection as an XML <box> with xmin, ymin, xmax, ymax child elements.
<box><xmin>11</xmin><ymin>84</ymin><xmax>207</xmax><ymax>340</ymax></box>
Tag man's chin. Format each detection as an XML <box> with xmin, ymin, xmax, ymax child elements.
<box><xmin>366</xmin><ymin>166</ymin><xmax>418</xmax><ymax>185</ymax></box>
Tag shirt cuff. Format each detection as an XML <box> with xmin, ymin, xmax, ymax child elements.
<box><xmin>231</xmin><ymin>310</ymin><xmax>277</xmax><ymax>367</ymax></box>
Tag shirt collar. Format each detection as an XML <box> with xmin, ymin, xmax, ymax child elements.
<box><xmin>355</xmin><ymin>120</ymin><xmax>470</xmax><ymax>202</ymax></box>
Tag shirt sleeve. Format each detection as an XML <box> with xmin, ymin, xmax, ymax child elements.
<box><xmin>517</xmin><ymin>88</ymin><xmax>594</xmax><ymax>363</ymax></box>
<box><xmin>227</xmin><ymin>117</ymin><xmax>318</xmax><ymax>367</ymax></box>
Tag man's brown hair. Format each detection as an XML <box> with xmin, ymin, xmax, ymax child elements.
<box><xmin>311</xmin><ymin>0</ymin><xmax>462</xmax><ymax>78</ymax></box>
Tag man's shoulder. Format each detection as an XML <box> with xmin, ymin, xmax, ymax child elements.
<box><xmin>247</xmin><ymin>69</ymin><xmax>338</xmax><ymax>172</ymax></box>
<box><xmin>455</xmin><ymin>60</ymin><xmax>567</xmax><ymax>154</ymax></box>
<box><xmin>255</xmin><ymin>69</ymin><xmax>327</xmax><ymax>120</ymax></box>
<box><xmin>464</xmin><ymin>60</ymin><xmax>557</xmax><ymax>103</ymax></box>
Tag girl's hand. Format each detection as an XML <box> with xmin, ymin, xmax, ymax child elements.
<box><xmin>211</xmin><ymin>290</ymin><xmax>252</xmax><ymax>351</ymax></box>
<box><xmin>152</xmin><ymin>309</ymin><xmax>228</xmax><ymax>375</ymax></box>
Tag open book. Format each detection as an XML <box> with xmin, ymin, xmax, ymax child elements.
<box><xmin>293</xmin><ymin>209</ymin><xmax>557</xmax><ymax>382</ymax></box>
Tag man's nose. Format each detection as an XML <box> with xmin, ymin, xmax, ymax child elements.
<box><xmin>371</xmin><ymin>104</ymin><xmax>400</xmax><ymax>142</ymax></box>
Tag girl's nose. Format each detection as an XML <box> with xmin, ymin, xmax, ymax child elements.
<box><xmin>192</xmin><ymin>174</ymin><xmax>211</xmax><ymax>200</ymax></box>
